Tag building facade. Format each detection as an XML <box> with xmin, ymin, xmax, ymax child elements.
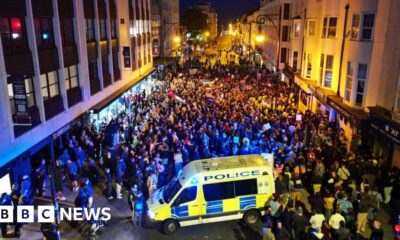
<box><xmin>194</xmin><ymin>2</ymin><xmax>218</xmax><ymax>38</ymax></box>
<box><xmin>256</xmin><ymin>0</ymin><xmax>400</xmax><ymax>167</ymax></box>
<box><xmin>151</xmin><ymin>0</ymin><xmax>179</xmax><ymax>57</ymax></box>
<box><xmin>0</xmin><ymin>0</ymin><xmax>153</xmax><ymax>183</ymax></box>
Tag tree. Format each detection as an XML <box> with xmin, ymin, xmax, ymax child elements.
<box><xmin>181</xmin><ymin>8</ymin><xmax>209</xmax><ymax>35</ymax></box>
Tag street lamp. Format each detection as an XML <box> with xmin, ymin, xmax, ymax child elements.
<box><xmin>174</xmin><ymin>36</ymin><xmax>181</xmax><ymax>44</ymax></box>
<box><xmin>163</xmin><ymin>20</ymin><xmax>184</xmax><ymax>64</ymax></box>
<box><xmin>253</xmin><ymin>7</ymin><xmax>282</xmax><ymax>71</ymax></box>
<box><xmin>205</xmin><ymin>31</ymin><xmax>210</xmax><ymax>37</ymax></box>
<box><xmin>255</xmin><ymin>34</ymin><xmax>265</xmax><ymax>43</ymax></box>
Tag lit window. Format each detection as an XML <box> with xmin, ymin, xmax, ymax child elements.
<box><xmin>0</xmin><ymin>17</ymin><xmax>27</xmax><ymax>52</ymax></box>
<box><xmin>293</xmin><ymin>22</ymin><xmax>300</xmax><ymax>38</ymax></box>
<box><xmin>320</xmin><ymin>54</ymin><xmax>334</xmax><ymax>88</ymax></box>
<box><xmin>304</xmin><ymin>53</ymin><xmax>312</xmax><ymax>78</ymax></box>
<box><xmin>305</xmin><ymin>19</ymin><xmax>316</xmax><ymax>37</ymax></box>
<box><xmin>351</xmin><ymin>14</ymin><xmax>360</xmax><ymax>40</ymax></box>
<box><xmin>345</xmin><ymin>62</ymin><xmax>353</xmax><ymax>102</ymax></box>
<box><xmin>41</xmin><ymin>71</ymin><xmax>60</xmax><ymax>100</ymax></box>
<box><xmin>65</xmin><ymin>65</ymin><xmax>79</xmax><ymax>90</ymax></box>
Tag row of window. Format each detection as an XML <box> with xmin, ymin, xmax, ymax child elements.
<box><xmin>7</xmin><ymin>65</ymin><xmax>80</xmax><ymax>115</ymax></box>
<box><xmin>300</xmin><ymin>13</ymin><xmax>374</xmax><ymax>41</ymax></box>
<box><xmin>0</xmin><ymin>15</ymin><xmax>75</xmax><ymax>54</ymax></box>
<box><xmin>299</xmin><ymin>51</ymin><xmax>368</xmax><ymax>107</ymax></box>
<box><xmin>85</xmin><ymin>18</ymin><xmax>118</xmax><ymax>42</ymax></box>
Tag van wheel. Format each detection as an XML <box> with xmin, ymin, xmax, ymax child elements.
<box><xmin>162</xmin><ymin>219</ymin><xmax>179</xmax><ymax>235</ymax></box>
<box><xmin>243</xmin><ymin>210</ymin><xmax>260</xmax><ymax>225</ymax></box>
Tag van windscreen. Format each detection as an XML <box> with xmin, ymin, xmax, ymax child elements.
<box><xmin>163</xmin><ymin>176</ymin><xmax>182</xmax><ymax>203</ymax></box>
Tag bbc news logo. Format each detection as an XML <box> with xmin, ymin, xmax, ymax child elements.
<box><xmin>0</xmin><ymin>206</ymin><xmax>111</xmax><ymax>223</ymax></box>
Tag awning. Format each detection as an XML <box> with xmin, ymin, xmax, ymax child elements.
<box><xmin>369</xmin><ymin>106</ymin><xmax>400</xmax><ymax>144</ymax></box>
<box><xmin>91</xmin><ymin>67</ymin><xmax>155</xmax><ymax>112</ymax></box>
<box><xmin>327</xmin><ymin>95</ymin><xmax>368</xmax><ymax>126</ymax></box>
<box><xmin>153</xmin><ymin>57</ymin><xmax>177</xmax><ymax>66</ymax></box>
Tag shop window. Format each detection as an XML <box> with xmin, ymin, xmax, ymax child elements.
<box><xmin>322</xmin><ymin>17</ymin><xmax>337</xmax><ymax>38</ymax></box>
<box><xmin>34</xmin><ymin>17</ymin><xmax>54</xmax><ymax>48</ymax></box>
<box><xmin>85</xmin><ymin>18</ymin><xmax>95</xmax><ymax>42</ymax></box>
<box><xmin>8</xmin><ymin>77</ymin><xmax>36</xmax><ymax>115</ymax></box>
<box><xmin>305</xmin><ymin>19</ymin><xmax>316</xmax><ymax>37</ymax></box>
<box><xmin>60</xmin><ymin>18</ymin><xmax>74</xmax><ymax>45</ymax></box>
<box><xmin>99</xmin><ymin>18</ymin><xmax>107</xmax><ymax>40</ymax></box>
<box><xmin>345</xmin><ymin>62</ymin><xmax>353</xmax><ymax>102</ymax></box>
<box><xmin>355</xmin><ymin>64</ymin><xmax>368</xmax><ymax>107</ymax></box>
<box><xmin>0</xmin><ymin>17</ymin><xmax>27</xmax><ymax>53</ymax></box>
<box><xmin>64</xmin><ymin>65</ymin><xmax>79</xmax><ymax>90</ymax></box>
<box><xmin>320</xmin><ymin>54</ymin><xmax>334</xmax><ymax>88</ymax></box>
<box><xmin>41</xmin><ymin>71</ymin><xmax>60</xmax><ymax>101</ymax></box>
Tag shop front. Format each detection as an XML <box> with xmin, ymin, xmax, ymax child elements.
<box><xmin>369</xmin><ymin>106</ymin><xmax>400</xmax><ymax>168</ymax></box>
<box><xmin>89</xmin><ymin>72</ymin><xmax>158</xmax><ymax>129</ymax></box>
<box><xmin>327</xmin><ymin>95</ymin><xmax>368</xmax><ymax>152</ymax></box>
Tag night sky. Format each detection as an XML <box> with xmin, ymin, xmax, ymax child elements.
<box><xmin>180</xmin><ymin>0</ymin><xmax>260</xmax><ymax>28</ymax></box>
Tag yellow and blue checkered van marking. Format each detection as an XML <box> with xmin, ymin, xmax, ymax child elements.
<box><xmin>206</xmin><ymin>200</ymin><xmax>223</xmax><ymax>214</ymax></box>
<box><xmin>171</xmin><ymin>205</ymin><xmax>189</xmax><ymax>218</ymax></box>
<box><xmin>240</xmin><ymin>196</ymin><xmax>256</xmax><ymax>210</ymax></box>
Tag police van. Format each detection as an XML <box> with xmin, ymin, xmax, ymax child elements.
<box><xmin>146</xmin><ymin>154</ymin><xmax>275</xmax><ymax>234</ymax></box>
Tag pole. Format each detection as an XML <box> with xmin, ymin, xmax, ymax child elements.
<box><xmin>337</xmin><ymin>4</ymin><xmax>350</xmax><ymax>96</ymax></box>
<box><xmin>163</xmin><ymin>19</ymin><xmax>166</xmax><ymax>65</ymax></box>
<box><xmin>249</xmin><ymin>21</ymin><xmax>252</xmax><ymax>61</ymax></box>
<box><xmin>276</xmin><ymin>5</ymin><xmax>282</xmax><ymax>72</ymax></box>
<box><xmin>48</xmin><ymin>140</ymin><xmax>61</xmax><ymax>238</ymax></box>
<box><xmin>299</xmin><ymin>8</ymin><xmax>307</xmax><ymax>74</ymax></box>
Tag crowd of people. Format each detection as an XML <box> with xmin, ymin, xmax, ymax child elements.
<box><xmin>1</xmin><ymin>52</ymin><xmax>399</xmax><ymax>239</ymax></box>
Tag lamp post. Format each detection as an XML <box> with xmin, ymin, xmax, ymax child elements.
<box><xmin>240</xmin><ymin>20</ymin><xmax>253</xmax><ymax>61</ymax></box>
<box><xmin>163</xmin><ymin>20</ymin><xmax>183</xmax><ymax>65</ymax></box>
<box><xmin>253</xmin><ymin>6</ymin><xmax>282</xmax><ymax>72</ymax></box>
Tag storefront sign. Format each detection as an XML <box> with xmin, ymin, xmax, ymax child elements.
<box><xmin>52</xmin><ymin>124</ymin><xmax>71</xmax><ymax>140</ymax></box>
<box><xmin>309</xmin><ymin>85</ymin><xmax>327</xmax><ymax>105</ymax></box>
<box><xmin>369</xmin><ymin>114</ymin><xmax>400</xmax><ymax>144</ymax></box>
<box><xmin>11</xmin><ymin>75</ymin><xmax>28</xmax><ymax>116</ymax></box>
<box><xmin>328</xmin><ymin>100</ymin><xmax>352</xmax><ymax>120</ymax></box>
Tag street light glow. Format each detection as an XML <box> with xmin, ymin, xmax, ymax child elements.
<box><xmin>255</xmin><ymin>35</ymin><xmax>265</xmax><ymax>43</ymax></box>
<box><xmin>174</xmin><ymin>36</ymin><xmax>181</xmax><ymax>43</ymax></box>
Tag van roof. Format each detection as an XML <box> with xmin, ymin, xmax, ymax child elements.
<box><xmin>179</xmin><ymin>154</ymin><xmax>273</xmax><ymax>185</ymax></box>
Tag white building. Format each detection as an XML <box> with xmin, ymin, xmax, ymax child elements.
<box><xmin>0</xmin><ymin>0</ymin><xmax>153</xmax><ymax>182</ymax></box>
